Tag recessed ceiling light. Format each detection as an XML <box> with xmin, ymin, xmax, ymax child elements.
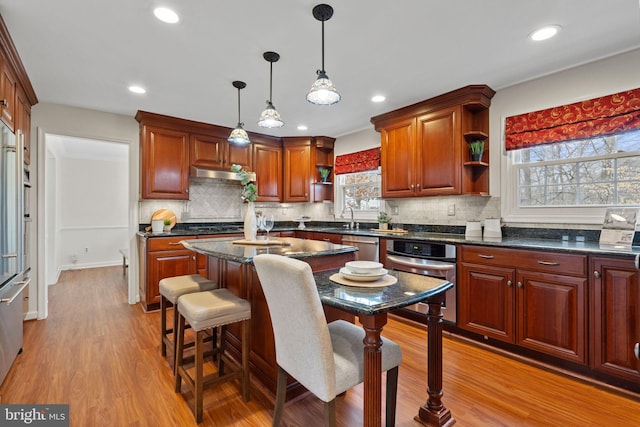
<box><xmin>128</xmin><ymin>85</ymin><xmax>146</xmax><ymax>94</ymax></box>
<box><xmin>154</xmin><ymin>7</ymin><xmax>179</xmax><ymax>24</ymax></box>
<box><xmin>297</xmin><ymin>125</ymin><xmax>308</xmax><ymax>131</ymax></box>
<box><xmin>530</xmin><ymin>25</ymin><xmax>561</xmax><ymax>41</ymax></box>
<box><xmin>371</xmin><ymin>95</ymin><xmax>386</xmax><ymax>103</ymax></box>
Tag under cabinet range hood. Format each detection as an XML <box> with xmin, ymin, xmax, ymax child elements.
<box><xmin>190</xmin><ymin>167</ymin><xmax>256</xmax><ymax>182</ymax></box>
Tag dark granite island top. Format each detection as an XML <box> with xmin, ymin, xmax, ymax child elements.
<box><xmin>180</xmin><ymin>236</ymin><xmax>358</xmax><ymax>264</ymax></box>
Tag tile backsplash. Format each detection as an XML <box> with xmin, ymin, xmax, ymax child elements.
<box><xmin>139</xmin><ymin>179</ymin><xmax>503</xmax><ymax>226</ymax></box>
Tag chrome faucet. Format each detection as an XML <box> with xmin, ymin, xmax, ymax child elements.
<box><xmin>348</xmin><ymin>207</ymin><xmax>354</xmax><ymax>229</ymax></box>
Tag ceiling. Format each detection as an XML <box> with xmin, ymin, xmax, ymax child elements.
<box><xmin>1</xmin><ymin>0</ymin><xmax>640</xmax><ymax>139</ymax></box>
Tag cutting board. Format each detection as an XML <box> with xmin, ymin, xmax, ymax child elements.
<box><xmin>372</xmin><ymin>228</ymin><xmax>409</xmax><ymax>234</ymax></box>
<box><xmin>151</xmin><ymin>209</ymin><xmax>177</xmax><ymax>229</ymax></box>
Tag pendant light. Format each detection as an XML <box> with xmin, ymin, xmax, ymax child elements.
<box><xmin>228</xmin><ymin>80</ymin><xmax>250</xmax><ymax>145</ymax></box>
<box><xmin>258</xmin><ymin>51</ymin><xmax>284</xmax><ymax>128</ymax></box>
<box><xmin>306</xmin><ymin>4</ymin><xmax>340</xmax><ymax>106</ymax></box>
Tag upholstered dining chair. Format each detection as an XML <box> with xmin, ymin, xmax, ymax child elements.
<box><xmin>253</xmin><ymin>254</ymin><xmax>402</xmax><ymax>427</ymax></box>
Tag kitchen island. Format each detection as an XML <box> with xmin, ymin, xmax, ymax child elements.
<box><xmin>181</xmin><ymin>237</ymin><xmax>359</xmax><ymax>403</ymax></box>
<box><xmin>181</xmin><ymin>237</ymin><xmax>454</xmax><ymax>427</ymax></box>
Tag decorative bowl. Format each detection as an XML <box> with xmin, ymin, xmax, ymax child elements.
<box><xmin>345</xmin><ymin>261</ymin><xmax>384</xmax><ymax>275</ymax></box>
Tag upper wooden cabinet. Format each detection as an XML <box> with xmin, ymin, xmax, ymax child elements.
<box><xmin>140</xmin><ymin>124</ymin><xmax>190</xmax><ymax>200</ymax></box>
<box><xmin>283</xmin><ymin>137</ymin><xmax>312</xmax><ymax>202</ymax></box>
<box><xmin>190</xmin><ymin>131</ymin><xmax>252</xmax><ymax>172</ymax></box>
<box><xmin>371</xmin><ymin>85</ymin><xmax>494</xmax><ymax>198</ymax></box>
<box><xmin>252</xmin><ymin>135</ymin><xmax>282</xmax><ymax>202</ymax></box>
<box><xmin>283</xmin><ymin>136</ymin><xmax>335</xmax><ymax>203</ymax></box>
<box><xmin>0</xmin><ymin>53</ymin><xmax>16</xmax><ymax>131</ymax></box>
<box><xmin>0</xmin><ymin>15</ymin><xmax>38</xmax><ymax>147</ymax></box>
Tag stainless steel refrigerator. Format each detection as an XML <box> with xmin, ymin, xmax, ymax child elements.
<box><xmin>0</xmin><ymin>119</ymin><xmax>28</xmax><ymax>386</ymax></box>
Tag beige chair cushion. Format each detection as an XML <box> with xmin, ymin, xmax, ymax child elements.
<box><xmin>159</xmin><ymin>274</ymin><xmax>218</xmax><ymax>303</ymax></box>
<box><xmin>177</xmin><ymin>289</ymin><xmax>251</xmax><ymax>331</ymax></box>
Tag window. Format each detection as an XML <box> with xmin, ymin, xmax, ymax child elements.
<box><xmin>505</xmin><ymin>129</ymin><xmax>640</xmax><ymax>223</ymax></box>
<box><xmin>335</xmin><ymin>169</ymin><xmax>381</xmax><ymax>220</ymax></box>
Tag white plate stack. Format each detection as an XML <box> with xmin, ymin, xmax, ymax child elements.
<box><xmin>339</xmin><ymin>261</ymin><xmax>387</xmax><ymax>282</ymax></box>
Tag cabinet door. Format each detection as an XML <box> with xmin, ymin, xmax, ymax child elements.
<box><xmin>591</xmin><ymin>257</ymin><xmax>640</xmax><ymax>382</ymax></box>
<box><xmin>283</xmin><ymin>139</ymin><xmax>311</xmax><ymax>202</ymax></box>
<box><xmin>0</xmin><ymin>59</ymin><xmax>16</xmax><ymax>130</ymax></box>
<box><xmin>459</xmin><ymin>262</ymin><xmax>515</xmax><ymax>342</ymax></box>
<box><xmin>415</xmin><ymin>106</ymin><xmax>461</xmax><ymax>196</ymax></box>
<box><xmin>190</xmin><ymin>133</ymin><xmax>252</xmax><ymax>171</ymax></box>
<box><xmin>313</xmin><ymin>232</ymin><xmax>342</xmax><ymax>244</ymax></box>
<box><xmin>253</xmin><ymin>141</ymin><xmax>282</xmax><ymax>202</ymax></box>
<box><xmin>141</xmin><ymin>126</ymin><xmax>190</xmax><ymax>199</ymax></box>
<box><xmin>190</xmin><ymin>133</ymin><xmax>225</xmax><ymax>169</ymax></box>
<box><xmin>380</xmin><ymin>118</ymin><xmax>416</xmax><ymax>198</ymax></box>
<box><xmin>146</xmin><ymin>250</ymin><xmax>197</xmax><ymax>309</ymax></box>
<box><xmin>517</xmin><ymin>270</ymin><xmax>587</xmax><ymax>364</ymax></box>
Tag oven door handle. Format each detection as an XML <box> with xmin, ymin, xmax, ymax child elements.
<box><xmin>386</xmin><ymin>254</ymin><xmax>455</xmax><ymax>271</ymax></box>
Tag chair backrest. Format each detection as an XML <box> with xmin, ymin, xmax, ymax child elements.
<box><xmin>253</xmin><ymin>254</ymin><xmax>336</xmax><ymax>402</ymax></box>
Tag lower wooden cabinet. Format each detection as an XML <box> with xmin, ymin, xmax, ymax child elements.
<box><xmin>138</xmin><ymin>235</ymin><xmax>197</xmax><ymax>311</ymax></box>
<box><xmin>459</xmin><ymin>245</ymin><xmax>588</xmax><ymax>364</ymax></box>
<box><xmin>591</xmin><ymin>256</ymin><xmax>640</xmax><ymax>383</ymax></box>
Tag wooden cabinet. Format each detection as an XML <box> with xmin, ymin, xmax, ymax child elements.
<box><xmin>190</xmin><ymin>132</ymin><xmax>252</xmax><ymax>172</ymax></box>
<box><xmin>590</xmin><ymin>256</ymin><xmax>640</xmax><ymax>383</ymax></box>
<box><xmin>371</xmin><ymin>85</ymin><xmax>494</xmax><ymax>198</ymax></box>
<box><xmin>311</xmin><ymin>232</ymin><xmax>343</xmax><ymax>244</ymax></box>
<box><xmin>138</xmin><ymin>235</ymin><xmax>198</xmax><ymax>312</ymax></box>
<box><xmin>252</xmin><ymin>135</ymin><xmax>282</xmax><ymax>202</ymax></box>
<box><xmin>459</xmin><ymin>245</ymin><xmax>588</xmax><ymax>364</ymax></box>
<box><xmin>139</xmin><ymin>124</ymin><xmax>190</xmax><ymax>200</ymax></box>
<box><xmin>15</xmin><ymin>86</ymin><xmax>30</xmax><ymax>165</ymax></box>
<box><xmin>311</xmin><ymin>136</ymin><xmax>335</xmax><ymax>202</ymax></box>
<box><xmin>282</xmin><ymin>136</ymin><xmax>335</xmax><ymax>203</ymax></box>
<box><xmin>283</xmin><ymin>137</ymin><xmax>312</xmax><ymax>202</ymax></box>
<box><xmin>0</xmin><ymin>52</ymin><xmax>16</xmax><ymax>130</ymax></box>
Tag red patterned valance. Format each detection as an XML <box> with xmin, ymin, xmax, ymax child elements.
<box><xmin>505</xmin><ymin>88</ymin><xmax>640</xmax><ymax>151</ymax></box>
<box><xmin>334</xmin><ymin>147</ymin><xmax>381</xmax><ymax>174</ymax></box>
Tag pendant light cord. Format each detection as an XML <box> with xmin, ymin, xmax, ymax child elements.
<box><xmin>237</xmin><ymin>88</ymin><xmax>241</xmax><ymax>124</ymax></box>
<box><xmin>269</xmin><ymin>61</ymin><xmax>273</xmax><ymax>102</ymax></box>
<box><xmin>321</xmin><ymin>20</ymin><xmax>325</xmax><ymax>72</ymax></box>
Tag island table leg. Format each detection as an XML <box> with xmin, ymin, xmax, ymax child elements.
<box><xmin>359</xmin><ymin>313</ymin><xmax>387</xmax><ymax>427</ymax></box>
<box><xmin>414</xmin><ymin>295</ymin><xmax>455</xmax><ymax>427</ymax></box>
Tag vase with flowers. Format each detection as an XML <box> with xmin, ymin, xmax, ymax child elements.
<box><xmin>231</xmin><ymin>164</ymin><xmax>258</xmax><ymax>240</ymax></box>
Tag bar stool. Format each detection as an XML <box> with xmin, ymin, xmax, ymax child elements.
<box><xmin>159</xmin><ymin>274</ymin><xmax>218</xmax><ymax>367</ymax></box>
<box><xmin>174</xmin><ymin>289</ymin><xmax>251</xmax><ymax>423</ymax></box>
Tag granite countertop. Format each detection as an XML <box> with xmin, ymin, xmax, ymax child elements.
<box><xmin>138</xmin><ymin>223</ymin><xmax>640</xmax><ymax>258</ymax></box>
<box><xmin>180</xmin><ymin>237</ymin><xmax>357</xmax><ymax>264</ymax></box>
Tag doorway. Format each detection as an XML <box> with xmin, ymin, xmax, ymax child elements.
<box><xmin>34</xmin><ymin>132</ymin><xmax>133</xmax><ymax>319</ymax></box>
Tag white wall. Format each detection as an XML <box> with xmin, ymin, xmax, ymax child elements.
<box><xmin>55</xmin><ymin>153</ymin><xmax>128</xmax><ymax>273</ymax></box>
<box><xmin>31</xmin><ymin>103</ymin><xmax>139</xmax><ymax>319</ymax></box>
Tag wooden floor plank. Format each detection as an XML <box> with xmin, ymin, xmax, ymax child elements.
<box><xmin>1</xmin><ymin>266</ymin><xmax>638</xmax><ymax>426</ymax></box>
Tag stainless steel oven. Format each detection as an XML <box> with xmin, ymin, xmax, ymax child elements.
<box><xmin>385</xmin><ymin>240</ymin><xmax>456</xmax><ymax>324</ymax></box>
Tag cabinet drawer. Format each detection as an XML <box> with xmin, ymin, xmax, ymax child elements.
<box><xmin>148</xmin><ymin>236</ymin><xmax>188</xmax><ymax>251</ymax></box>
<box><xmin>461</xmin><ymin>245</ymin><xmax>587</xmax><ymax>277</ymax></box>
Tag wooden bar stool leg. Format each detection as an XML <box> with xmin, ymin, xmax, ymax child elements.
<box><xmin>195</xmin><ymin>330</ymin><xmax>204</xmax><ymax>423</ymax></box>
<box><xmin>242</xmin><ymin>318</ymin><xmax>250</xmax><ymax>401</ymax></box>
<box><xmin>174</xmin><ymin>313</ymin><xmax>185</xmax><ymax>392</ymax></box>
<box><xmin>218</xmin><ymin>325</ymin><xmax>227</xmax><ymax>376</ymax></box>
<box><xmin>160</xmin><ymin>295</ymin><xmax>168</xmax><ymax>357</ymax></box>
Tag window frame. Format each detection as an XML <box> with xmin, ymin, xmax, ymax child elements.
<box><xmin>502</xmin><ymin>122</ymin><xmax>640</xmax><ymax>225</ymax></box>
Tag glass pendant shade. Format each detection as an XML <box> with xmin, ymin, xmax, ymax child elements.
<box><xmin>257</xmin><ymin>101</ymin><xmax>284</xmax><ymax>128</ymax></box>
<box><xmin>228</xmin><ymin>124</ymin><xmax>250</xmax><ymax>145</ymax></box>
<box><xmin>258</xmin><ymin>51</ymin><xmax>284</xmax><ymax>128</ymax></box>
<box><xmin>307</xmin><ymin>4</ymin><xmax>340</xmax><ymax>106</ymax></box>
<box><xmin>229</xmin><ymin>80</ymin><xmax>250</xmax><ymax>145</ymax></box>
<box><xmin>306</xmin><ymin>70</ymin><xmax>340</xmax><ymax>105</ymax></box>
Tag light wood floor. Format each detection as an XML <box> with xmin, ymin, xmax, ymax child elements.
<box><xmin>1</xmin><ymin>266</ymin><xmax>639</xmax><ymax>426</ymax></box>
